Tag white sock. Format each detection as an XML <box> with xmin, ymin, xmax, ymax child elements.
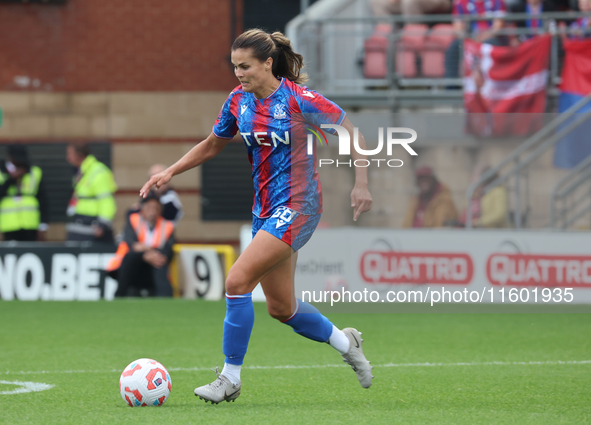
<box><xmin>328</xmin><ymin>325</ymin><xmax>350</xmax><ymax>355</ymax></box>
<box><xmin>221</xmin><ymin>362</ymin><xmax>241</xmax><ymax>385</ymax></box>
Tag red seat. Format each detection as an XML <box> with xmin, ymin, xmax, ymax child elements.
<box><xmin>401</xmin><ymin>24</ymin><xmax>428</xmax><ymax>47</ymax></box>
<box><xmin>428</xmin><ymin>23</ymin><xmax>455</xmax><ymax>47</ymax></box>
<box><xmin>421</xmin><ymin>24</ymin><xmax>455</xmax><ymax>78</ymax></box>
<box><xmin>396</xmin><ymin>51</ymin><xmax>418</xmax><ymax>78</ymax></box>
<box><xmin>363</xmin><ymin>24</ymin><xmax>392</xmax><ymax>79</ymax></box>
<box><xmin>396</xmin><ymin>24</ymin><xmax>427</xmax><ymax>78</ymax></box>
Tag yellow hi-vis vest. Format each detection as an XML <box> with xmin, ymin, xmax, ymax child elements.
<box><xmin>0</xmin><ymin>166</ymin><xmax>42</xmax><ymax>232</ymax></box>
<box><xmin>69</xmin><ymin>155</ymin><xmax>117</xmax><ymax>223</ymax></box>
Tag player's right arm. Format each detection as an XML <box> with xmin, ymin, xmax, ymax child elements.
<box><xmin>140</xmin><ymin>133</ymin><xmax>230</xmax><ymax>197</ymax></box>
<box><xmin>141</xmin><ymin>88</ymin><xmax>240</xmax><ymax>197</ymax></box>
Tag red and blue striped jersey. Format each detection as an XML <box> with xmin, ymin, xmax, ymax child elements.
<box><xmin>524</xmin><ymin>3</ymin><xmax>543</xmax><ymax>30</ymax></box>
<box><xmin>213</xmin><ymin>78</ymin><xmax>346</xmax><ymax>218</ymax></box>
<box><xmin>453</xmin><ymin>0</ymin><xmax>506</xmax><ymax>33</ymax></box>
<box><xmin>570</xmin><ymin>17</ymin><xmax>591</xmax><ymax>39</ymax></box>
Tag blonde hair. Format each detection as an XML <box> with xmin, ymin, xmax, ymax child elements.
<box><xmin>232</xmin><ymin>29</ymin><xmax>308</xmax><ymax>84</ymax></box>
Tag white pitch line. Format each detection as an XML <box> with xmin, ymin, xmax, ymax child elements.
<box><xmin>2</xmin><ymin>359</ymin><xmax>590</xmax><ymax>376</ymax></box>
<box><xmin>0</xmin><ymin>380</ymin><xmax>54</xmax><ymax>395</ymax></box>
<box><xmin>378</xmin><ymin>360</ymin><xmax>591</xmax><ymax>367</ymax></box>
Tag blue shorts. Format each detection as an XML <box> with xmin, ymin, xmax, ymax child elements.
<box><xmin>252</xmin><ymin>207</ymin><xmax>321</xmax><ymax>252</ymax></box>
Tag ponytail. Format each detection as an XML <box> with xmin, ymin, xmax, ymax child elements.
<box><xmin>269</xmin><ymin>32</ymin><xmax>307</xmax><ymax>84</ymax></box>
<box><xmin>232</xmin><ymin>29</ymin><xmax>308</xmax><ymax>84</ymax></box>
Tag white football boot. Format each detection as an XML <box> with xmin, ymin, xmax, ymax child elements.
<box><xmin>194</xmin><ymin>367</ymin><xmax>241</xmax><ymax>404</ymax></box>
<box><xmin>341</xmin><ymin>328</ymin><xmax>374</xmax><ymax>388</ymax></box>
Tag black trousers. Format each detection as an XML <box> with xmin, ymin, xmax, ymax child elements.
<box><xmin>3</xmin><ymin>229</ymin><xmax>37</xmax><ymax>242</ymax></box>
<box><xmin>113</xmin><ymin>251</ymin><xmax>173</xmax><ymax>297</ymax></box>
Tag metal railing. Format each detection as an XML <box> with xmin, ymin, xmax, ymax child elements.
<box><xmin>465</xmin><ymin>93</ymin><xmax>591</xmax><ymax>229</ymax></box>
<box><xmin>550</xmin><ymin>153</ymin><xmax>591</xmax><ymax>230</ymax></box>
<box><xmin>289</xmin><ymin>11</ymin><xmax>591</xmax><ymax>107</ymax></box>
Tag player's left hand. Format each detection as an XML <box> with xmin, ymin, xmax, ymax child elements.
<box><xmin>140</xmin><ymin>169</ymin><xmax>173</xmax><ymax>198</ymax></box>
<box><xmin>351</xmin><ymin>184</ymin><xmax>372</xmax><ymax>222</ymax></box>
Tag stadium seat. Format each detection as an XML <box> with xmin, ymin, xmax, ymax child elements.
<box><xmin>421</xmin><ymin>24</ymin><xmax>455</xmax><ymax>78</ymax></box>
<box><xmin>363</xmin><ymin>24</ymin><xmax>392</xmax><ymax>79</ymax></box>
<box><xmin>395</xmin><ymin>24</ymin><xmax>428</xmax><ymax>78</ymax></box>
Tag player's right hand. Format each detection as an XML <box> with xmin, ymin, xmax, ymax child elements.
<box><xmin>351</xmin><ymin>183</ymin><xmax>372</xmax><ymax>222</ymax></box>
<box><xmin>139</xmin><ymin>170</ymin><xmax>172</xmax><ymax>198</ymax></box>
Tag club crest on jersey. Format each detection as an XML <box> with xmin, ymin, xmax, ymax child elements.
<box><xmin>273</xmin><ymin>104</ymin><xmax>287</xmax><ymax>119</ymax></box>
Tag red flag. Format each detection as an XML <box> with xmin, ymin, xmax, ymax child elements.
<box><xmin>554</xmin><ymin>39</ymin><xmax>591</xmax><ymax>168</ymax></box>
<box><xmin>559</xmin><ymin>38</ymin><xmax>591</xmax><ymax>96</ymax></box>
<box><xmin>463</xmin><ymin>35</ymin><xmax>551</xmax><ymax>136</ymax></box>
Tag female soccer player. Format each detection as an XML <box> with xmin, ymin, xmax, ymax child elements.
<box><xmin>140</xmin><ymin>29</ymin><xmax>373</xmax><ymax>404</ymax></box>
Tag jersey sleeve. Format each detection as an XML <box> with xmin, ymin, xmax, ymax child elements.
<box><xmin>296</xmin><ymin>88</ymin><xmax>346</xmax><ymax>135</ymax></box>
<box><xmin>212</xmin><ymin>90</ymin><xmax>239</xmax><ymax>139</ymax></box>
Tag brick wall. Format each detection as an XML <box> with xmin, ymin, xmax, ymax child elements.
<box><xmin>0</xmin><ymin>91</ymin><xmax>230</xmax><ymax>138</ymax></box>
<box><xmin>0</xmin><ymin>0</ymin><xmax>241</xmax><ymax>91</ymax></box>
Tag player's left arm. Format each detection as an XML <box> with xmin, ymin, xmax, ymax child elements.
<box><xmin>341</xmin><ymin>117</ymin><xmax>372</xmax><ymax>221</ymax></box>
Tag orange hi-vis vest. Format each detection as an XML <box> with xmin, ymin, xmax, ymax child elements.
<box><xmin>106</xmin><ymin>213</ymin><xmax>174</xmax><ymax>272</ymax></box>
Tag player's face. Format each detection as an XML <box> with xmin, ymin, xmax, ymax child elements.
<box><xmin>231</xmin><ymin>48</ymin><xmax>273</xmax><ymax>95</ymax></box>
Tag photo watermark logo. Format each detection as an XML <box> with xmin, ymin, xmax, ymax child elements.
<box><xmin>307</xmin><ymin>124</ymin><xmax>418</xmax><ymax>168</ymax></box>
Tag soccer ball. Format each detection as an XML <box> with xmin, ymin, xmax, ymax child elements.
<box><xmin>119</xmin><ymin>358</ymin><xmax>171</xmax><ymax>407</ymax></box>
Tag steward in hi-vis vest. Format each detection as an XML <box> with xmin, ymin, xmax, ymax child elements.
<box><xmin>65</xmin><ymin>144</ymin><xmax>117</xmax><ymax>243</ymax></box>
<box><xmin>106</xmin><ymin>191</ymin><xmax>174</xmax><ymax>297</ymax></box>
<box><xmin>0</xmin><ymin>144</ymin><xmax>49</xmax><ymax>242</ymax></box>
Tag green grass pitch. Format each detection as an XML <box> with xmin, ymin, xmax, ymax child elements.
<box><xmin>0</xmin><ymin>300</ymin><xmax>590</xmax><ymax>424</ymax></box>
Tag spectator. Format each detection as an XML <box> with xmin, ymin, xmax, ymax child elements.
<box><xmin>445</xmin><ymin>0</ymin><xmax>508</xmax><ymax>79</ymax></box>
<box><xmin>463</xmin><ymin>167</ymin><xmax>509</xmax><ymax>227</ymax></box>
<box><xmin>569</xmin><ymin>0</ymin><xmax>591</xmax><ymax>38</ymax></box>
<box><xmin>403</xmin><ymin>166</ymin><xmax>459</xmax><ymax>228</ymax></box>
<box><xmin>369</xmin><ymin>0</ymin><xmax>451</xmax><ymax>17</ymax></box>
<box><xmin>404</xmin><ymin>0</ymin><xmax>452</xmax><ymax>15</ymax></box>
<box><xmin>0</xmin><ymin>144</ymin><xmax>49</xmax><ymax>241</ymax></box>
<box><xmin>369</xmin><ymin>0</ymin><xmax>402</xmax><ymax>16</ymax></box>
<box><xmin>107</xmin><ymin>191</ymin><xmax>175</xmax><ymax>297</ymax></box>
<box><xmin>65</xmin><ymin>143</ymin><xmax>117</xmax><ymax>243</ymax></box>
<box><xmin>127</xmin><ymin>164</ymin><xmax>184</xmax><ymax>226</ymax></box>
<box><xmin>509</xmin><ymin>0</ymin><xmax>558</xmax><ymax>43</ymax></box>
